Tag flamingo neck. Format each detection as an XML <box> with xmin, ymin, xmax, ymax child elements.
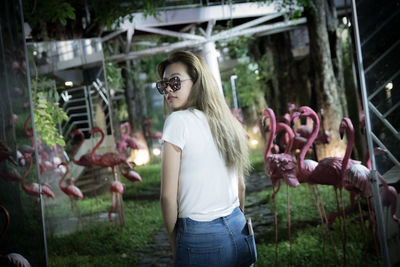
<box><xmin>21</xmin><ymin>156</ymin><xmax>33</xmax><ymax>190</ymax></box>
<box><xmin>91</xmin><ymin>129</ymin><xmax>104</xmax><ymax>163</ymax></box>
<box><xmin>72</xmin><ymin>131</ymin><xmax>84</xmax><ymax>164</ymax></box>
<box><xmin>365</xmin><ymin>152</ymin><xmax>371</xmax><ymax>170</ymax></box>
<box><xmin>299</xmin><ymin>111</ymin><xmax>319</xmax><ymax>174</ymax></box>
<box><xmin>125</xmin><ymin>123</ymin><xmax>131</xmax><ymax>136</ymax></box>
<box><xmin>276</xmin><ymin>122</ymin><xmax>295</xmax><ymax>154</ymax></box>
<box><xmin>340</xmin><ymin>120</ymin><xmax>355</xmax><ymax>178</ymax></box>
<box><xmin>24</xmin><ymin>115</ymin><xmax>32</xmax><ymax>137</ymax></box>
<box><xmin>59</xmin><ymin>164</ymin><xmax>68</xmax><ymax>190</ymax></box>
<box><xmin>264</xmin><ymin>111</ymin><xmax>276</xmax><ymax>159</ymax></box>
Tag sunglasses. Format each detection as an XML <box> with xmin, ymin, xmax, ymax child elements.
<box><xmin>156</xmin><ymin>76</ymin><xmax>191</xmax><ymax>95</ymax></box>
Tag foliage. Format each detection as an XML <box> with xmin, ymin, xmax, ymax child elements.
<box><xmin>263</xmin><ymin>0</ymin><xmax>315</xmax><ymax>18</ymax></box>
<box><xmin>22</xmin><ymin>0</ymin><xmax>76</xmax><ymax>27</ymax></box>
<box><xmin>105</xmin><ymin>60</ymin><xmax>128</xmax><ymax>121</ymax></box>
<box><xmin>105</xmin><ymin>61</ymin><xmax>124</xmax><ymax>91</ymax></box>
<box><xmin>31</xmin><ymin>78</ymin><xmax>68</xmax><ymax>147</ymax></box>
<box><xmin>226</xmin><ymin>36</ymin><xmax>254</xmax><ymax>59</ymax></box>
<box><xmin>22</xmin><ymin>0</ymin><xmax>165</xmax><ymax>39</ymax></box>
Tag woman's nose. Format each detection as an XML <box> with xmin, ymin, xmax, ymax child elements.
<box><xmin>166</xmin><ymin>84</ymin><xmax>173</xmax><ymax>93</ymax></box>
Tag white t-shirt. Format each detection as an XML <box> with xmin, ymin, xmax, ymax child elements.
<box><xmin>162</xmin><ymin>109</ymin><xmax>239</xmax><ymax>221</ymax></box>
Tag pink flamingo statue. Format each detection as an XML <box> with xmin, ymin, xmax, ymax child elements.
<box><xmin>71</xmin><ymin>129</ymin><xmax>100</xmax><ymax>168</ymax></box>
<box><xmin>262</xmin><ymin>108</ymin><xmax>298</xmax><ymax>266</ymax></box>
<box><xmin>120</xmin><ymin>164</ymin><xmax>142</xmax><ymax>183</ymax></box>
<box><xmin>276</xmin><ymin>122</ymin><xmax>297</xmax><ymax>263</ymax></box>
<box><xmin>90</xmin><ymin>127</ymin><xmax>133</xmax><ymax>172</ymax></box>
<box><xmin>116</xmin><ymin>122</ymin><xmax>143</xmax><ymax>154</ymax></box>
<box><xmin>334</xmin><ymin>147</ymin><xmax>387</xmax><ymax>228</ymax></box>
<box><xmin>306</xmin><ymin>117</ymin><xmax>359</xmax><ymax>266</ymax></box>
<box><xmin>108</xmin><ymin>181</ymin><xmax>125</xmax><ymax>221</ymax></box>
<box><xmin>20</xmin><ymin>155</ymin><xmax>55</xmax><ymax>199</ymax></box>
<box><xmin>290</xmin><ymin>106</ymin><xmax>340</xmax><ymax>262</ymax></box>
<box><xmin>58</xmin><ymin>162</ymin><xmax>84</xmax><ymax>212</ymax></box>
<box><xmin>378</xmin><ymin>172</ymin><xmax>400</xmax><ymax>229</ymax></box>
<box><xmin>363</xmin><ymin>149</ymin><xmax>400</xmax><ymax>228</ymax></box>
<box><xmin>263</xmin><ymin>108</ymin><xmax>299</xmax><ymax>189</ymax></box>
<box><xmin>0</xmin><ymin>139</ymin><xmax>17</xmax><ymax>166</ymax></box>
<box><xmin>0</xmin><ymin>205</ymin><xmax>31</xmax><ymax>267</ymax></box>
<box><xmin>291</xmin><ymin>107</ymin><xmax>320</xmax><ymax>184</ymax></box>
<box><xmin>58</xmin><ymin>162</ymin><xmax>84</xmax><ymax>216</ymax></box>
<box><xmin>144</xmin><ymin>119</ymin><xmax>162</xmax><ymax>140</ymax></box>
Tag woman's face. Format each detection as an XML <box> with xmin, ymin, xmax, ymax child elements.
<box><xmin>163</xmin><ymin>62</ymin><xmax>193</xmax><ymax>110</ymax></box>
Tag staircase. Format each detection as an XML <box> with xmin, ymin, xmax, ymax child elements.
<box><xmin>61</xmin><ymin>78</ymin><xmax>115</xmax><ymax>191</ymax></box>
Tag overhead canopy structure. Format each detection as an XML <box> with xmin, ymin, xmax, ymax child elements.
<box><xmin>104</xmin><ymin>2</ymin><xmax>306</xmax><ymax>62</ymax></box>
<box><xmin>102</xmin><ymin>1</ymin><xmax>350</xmax><ymax>92</ymax></box>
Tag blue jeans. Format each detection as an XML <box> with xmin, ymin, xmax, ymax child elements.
<box><xmin>175</xmin><ymin>207</ymin><xmax>257</xmax><ymax>267</ymax></box>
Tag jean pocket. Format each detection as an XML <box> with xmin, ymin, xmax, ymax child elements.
<box><xmin>245</xmin><ymin>234</ymin><xmax>257</xmax><ymax>264</ymax></box>
<box><xmin>188</xmin><ymin>246</ymin><xmax>222</xmax><ymax>266</ymax></box>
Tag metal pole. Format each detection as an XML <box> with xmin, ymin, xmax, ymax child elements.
<box><xmin>230</xmin><ymin>75</ymin><xmax>238</xmax><ymax>109</ymax></box>
<box><xmin>351</xmin><ymin>0</ymin><xmax>390</xmax><ymax>265</ymax></box>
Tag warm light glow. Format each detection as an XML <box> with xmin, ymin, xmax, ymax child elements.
<box><xmin>152</xmin><ymin>148</ymin><xmax>161</xmax><ymax>156</ymax></box>
<box><xmin>250</xmin><ymin>139</ymin><xmax>259</xmax><ymax>146</ymax></box>
<box><xmin>129</xmin><ymin>149</ymin><xmax>150</xmax><ymax>166</ymax></box>
<box><xmin>33</xmin><ymin>50</ymin><xmax>38</xmax><ymax>56</ymax></box>
<box><xmin>385</xmin><ymin>82</ymin><xmax>393</xmax><ymax>90</ymax></box>
<box><xmin>65</xmin><ymin>81</ymin><xmax>73</xmax><ymax>87</ymax></box>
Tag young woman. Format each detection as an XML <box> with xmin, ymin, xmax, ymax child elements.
<box><xmin>157</xmin><ymin>51</ymin><xmax>257</xmax><ymax>266</ymax></box>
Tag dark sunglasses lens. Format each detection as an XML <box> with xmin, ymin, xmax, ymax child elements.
<box><xmin>170</xmin><ymin>77</ymin><xmax>181</xmax><ymax>91</ymax></box>
<box><xmin>156</xmin><ymin>81</ymin><xmax>167</xmax><ymax>94</ymax></box>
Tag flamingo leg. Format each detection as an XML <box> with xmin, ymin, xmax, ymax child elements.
<box><xmin>272</xmin><ymin>180</ymin><xmax>280</xmax><ymax>267</ymax></box>
<box><xmin>287</xmin><ymin>184</ymin><xmax>292</xmax><ymax>266</ymax></box>
<box><xmin>309</xmin><ymin>185</ymin><xmax>326</xmax><ymax>261</ymax></box>
<box><xmin>339</xmin><ymin>189</ymin><xmax>347</xmax><ymax>266</ymax></box>
<box><xmin>109</xmin><ymin>193</ymin><xmax>116</xmax><ymax>222</ymax></box>
<box><xmin>316</xmin><ymin>186</ymin><xmax>339</xmax><ymax>265</ymax></box>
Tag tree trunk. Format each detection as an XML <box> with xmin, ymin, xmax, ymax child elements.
<box><xmin>249</xmin><ymin>31</ymin><xmax>312</xmax><ymax>117</ymax></box>
<box><xmin>306</xmin><ymin>0</ymin><xmax>346</xmax><ymax>160</ymax></box>
<box><xmin>326</xmin><ymin>0</ymin><xmax>348</xmax><ymax>118</ymax></box>
<box><xmin>123</xmin><ymin>60</ymin><xmax>145</xmax><ymax>133</ymax></box>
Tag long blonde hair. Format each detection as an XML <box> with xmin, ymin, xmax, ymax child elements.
<box><xmin>157</xmin><ymin>51</ymin><xmax>250</xmax><ymax>174</ymax></box>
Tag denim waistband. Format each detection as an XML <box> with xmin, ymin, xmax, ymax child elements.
<box><xmin>177</xmin><ymin>206</ymin><xmax>242</xmax><ymax>234</ymax></box>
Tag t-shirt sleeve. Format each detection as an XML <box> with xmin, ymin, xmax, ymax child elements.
<box><xmin>162</xmin><ymin>112</ymin><xmax>186</xmax><ymax>150</ymax></box>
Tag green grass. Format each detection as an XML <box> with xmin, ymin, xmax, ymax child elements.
<box><xmin>254</xmin><ymin>184</ymin><xmax>380</xmax><ymax>266</ymax></box>
<box><xmin>48</xmin><ymin>200</ymin><xmax>162</xmax><ymax>266</ymax></box>
<box><xmin>47</xmin><ymin>163</ymin><xmax>164</xmax><ymax>266</ymax></box>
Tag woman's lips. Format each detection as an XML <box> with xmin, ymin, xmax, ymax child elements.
<box><xmin>167</xmin><ymin>96</ymin><xmax>177</xmax><ymax>102</ymax></box>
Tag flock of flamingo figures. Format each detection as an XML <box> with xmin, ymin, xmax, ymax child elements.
<box><xmin>0</xmin><ymin>115</ymin><xmax>163</xmax><ymax>225</ymax></box>
<box><xmin>0</xmin><ymin>116</ymin><xmax>163</xmax><ymax>265</ymax></box>
<box><xmin>262</xmin><ymin>105</ymin><xmax>399</xmax><ymax>266</ymax></box>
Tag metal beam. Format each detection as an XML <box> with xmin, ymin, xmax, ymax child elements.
<box><xmin>117</xmin><ymin>2</ymin><xmax>280</xmax><ymax>29</ymax></box>
<box><xmin>107</xmin><ymin>18</ymin><xmax>307</xmax><ymax>62</ymax></box>
<box><xmin>135</xmin><ymin>26</ymin><xmax>206</xmax><ymax>41</ymax></box>
<box><xmin>213</xmin><ymin>13</ymin><xmax>283</xmax><ymax>39</ymax></box>
<box><xmin>101</xmin><ymin>29</ymin><xmax>126</xmax><ymax>42</ymax></box>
